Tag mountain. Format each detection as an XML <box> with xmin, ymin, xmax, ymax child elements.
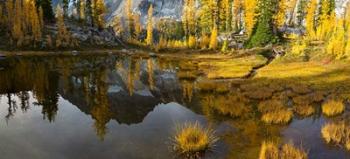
<box><xmin>105</xmin><ymin>0</ymin><xmax>184</xmax><ymax>24</ymax></box>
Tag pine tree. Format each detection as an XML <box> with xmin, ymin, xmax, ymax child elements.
<box><xmin>243</xmin><ymin>0</ymin><xmax>258</xmax><ymax>36</ymax></box>
<box><xmin>36</xmin><ymin>0</ymin><xmax>55</xmax><ymax>23</ymax></box>
<box><xmin>85</xmin><ymin>0</ymin><xmax>93</xmax><ymax>26</ymax></box>
<box><xmin>63</xmin><ymin>0</ymin><xmax>70</xmax><ymax>17</ymax></box>
<box><xmin>146</xmin><ymin>5</ymin><xmax>154</xmax><ymax>46</ymax></box>
<box><xmin>246</xmin><ymin>0</ymin><xmax>278</xmax><ymax>47</ymax></box>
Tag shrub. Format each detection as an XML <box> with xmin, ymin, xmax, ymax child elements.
<box><xmin>173</xmin><ymin>122</ymin><xmax>218</xmax><ymax>154</ymax></box>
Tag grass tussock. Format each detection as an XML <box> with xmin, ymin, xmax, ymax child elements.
<box><xmin>293</xmin><ymin>105</ymin><xmax>315</xmax><ymax>117</ymax></box>
<box><xmin>173</xmin><ymin>122</ymin><xmax>218</xmax><ymax>154</ymax></box>
<box><xmin>321</xmin><ymin>121</ymin><xmax>350</xmax><ymax>150</ymax></box>
<box><xmin>259</xmin><ymin>141</ymin><xmax>308</xmax><ymax>159</ymax></box>
<box><xmin>211</xmin><ymin>94</ymin><xmax>251</xmax><ymax>117</ymax></box>
<box><xmin>258</xmin><ymin>100</ymin><xmax>293</xmax><ymax>124</ymax></box>
<box><xmin>261</xmin><ymin>110</ymin><xmax>293</xmax><ymax>124</ymax></box>
<box><xmin>322</xmin><ymin>100</ymin><xmax>345</xmax><ymax>117</ymax></box>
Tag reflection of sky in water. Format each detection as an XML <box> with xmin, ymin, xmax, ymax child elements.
<box><xmin>0</xmin><ymin>93</ymin><xmax>206</xmax><ymax>159</ymax></box>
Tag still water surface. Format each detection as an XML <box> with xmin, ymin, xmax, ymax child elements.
<box><xmin>0</xmin><ymin>54</ymin><xmax>349</xmax><ymax>159</ymax></box>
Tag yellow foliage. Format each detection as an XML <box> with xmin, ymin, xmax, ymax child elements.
<box><xmin>173</xmin><ymin>122</ymin><xmax>218</xmax><ymax>154</ymax></box>
<box><xmin>274</xmin><ymin>0</ymin><xmax>287</xmax><ymax>27</ymax></box>
<box><xmin>146</xmin><ymin>5</ymin><xmax>153</xmax><ymax>46</ymax></box>
<box><xmin>290</xmin><ymin>38</ymin><xmax>307</xmax><ymax>56</ymax></box>
<box><xmin>182</xmin><ymin>0</ymin><xmax>196</xmax><ymax>36</ymax></box>
<box><xmin>243</xmin><ymin>0</ymin><xmax>258</xmax><ymax>36</ymax></box>
<box><xmin>209</xmin><ymin>25</ymin><xmax>218</xmax><ymax>49</ymax></box>
<box><xmin>188</xmin><ymin>35</ymin><xmax>196</xmax><ymax>49</ymax></box>
<box><xmin>56</xmin><ymin>5</ymin><xmax>76</xmax><ymax>48</ymax></box>
<box><xmin>305</xmin><ymin>0</ymin><xmax>317</xmax><ymax>40</ymax></box>
<box><xmin>326</xmin><ymin>20</ymin><xmax>346</xmax><ymax>59</ymax></box>
<box><xmin>200</xmin><ymin>33</ymin><xmax>210</xmax><ymax>49</ymax></box>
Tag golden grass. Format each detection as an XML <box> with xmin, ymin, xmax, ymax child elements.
<box><xmin>259</xmin><ymin>141</ymin><xmax>308</xmax><ymax>159</ymax></box>
<box><xmin>196</xmin><ymin>80</ymin><xmax>230</xmax><ymax>93</ymax></box>
<box><xmin>321</xmin><ymin>100</ymin><xmax>345</xmax><ymax>117</ymax></box>
<box><xmin>255</xmin><ymin>62</ymin><xmax>327</xmax><ymax>79</ymax></box>
<box><xmin>177</xmin><ymin>71</ymin><xmax>199</xmax><ymax>80</ymax></box>
<box><xmin>173</xmin><ymin>122</ymin><xmax>218</xmax><ymax>154</ymax></box>
<box><xmin>293</xmin><ymin>105</ymin><xmax>315</xmax><ymax>117</ymax></box>
<box><xmin>321</xmin><ymin>121</ymin><xmax>350</xmax><ymax>150</ymax></box>
<box><xmin>199</xmin><ymin>55</ymin><xmax>267</xmax><ymax>79</ymax></box>
<box><xmin>258</xmin><ymin>100</ymin><xmax>293</xmax><ymax>124</ymax></box>
<box><xmin>261</xmin><ymin>110</ymin><xmax>293</xmax><ymax>124</ymax></box>
<box><xmin>211</xmin><ymin>94</ymin><xmax>251</xmax><ymax>117</ymax></box>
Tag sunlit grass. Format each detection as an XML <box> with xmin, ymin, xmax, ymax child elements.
<box><xmin>259</xmin><ymin>141</ymin><xmax>308</xmax><ymax>159</ymax></box>
<box><xmin>321</xmin><ymin>121</ymin><xmax>350</xmax><ymax>150</ymax></box>
<box><xmin>261</xmin><ymin>110</ymin><xmax>293</xmax><ymax>124</ymax></box>
<box><xmin>196</xmin><ymin>80</ymin><xmax>230</xmax><ymax>93</ymax></box>
<box><xmin>173</xmin><ymin>122</ymin><xmax>218</xmax><ymax>154</ymax></box>
<box><xmin>322</xmin><ymin>100</ymin><xmax>345</xmax><ymax>117</ymax></box>
<box><xmin>199</xmin><ymin>55</ymin><xmax>267</xmax><ymax>79</ymax></box>
<box><xmin>293</xmin><ymin>105</ymin><xmax>315</xmax><ymax>117</ymax></box>
<box><xmin>258</xmin><ymin>100</ymin><xmax>293</xmax><ymax>124</ymax></box>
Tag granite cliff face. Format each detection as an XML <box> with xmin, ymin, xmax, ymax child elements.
<box><xmin>105</xmin><ymin>0</ymin><xmax>184</xmax><ymax>24</ymax></box>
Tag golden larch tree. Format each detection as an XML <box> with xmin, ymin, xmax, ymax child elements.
<box><xmin>209</xmin><ymin>24</ymin><xmax>218</xmax><ymax>49</ymax></box>
<box><xmin>275</xmin><ymin>0</ymin><xmax>287</xmax><ymax>28</ymax></box>
<box><xmin>146</xmin><ymin>5</ymin><xmax>154</xmax><ymax>46</ymax></box>
<box><xmin>243</xmin><ymin>0</ymin><xmax>258</xmax><ymax>36</ymax></box>
<box><xmin>56</xmin><ymin>5</ymin><xmax>73</xmax><ymax>48</ymax></box>
<box><xmin>305</xmin><ymin>0</ymin><xmax>317</xmax><ymax>40</ymax></box>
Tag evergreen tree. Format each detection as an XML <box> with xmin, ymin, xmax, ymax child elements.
<box><xmin>246</xmin><ymin>0</ymin><xmax>278</xmax><ymax>48</ymax></box>
<box><xmin>85</xmin><ymin>0</ymin><xmax>93</xmax><ymax>26</ymax></box>
<box><xmin>36</xmin><ymin>0</ymin><xmax>55</xmax><ymax>23</ymax></box>
<box><xmin>63</xmin><ymin>0</ymin><xmax>70</xmax><ymax>17</ymax></box>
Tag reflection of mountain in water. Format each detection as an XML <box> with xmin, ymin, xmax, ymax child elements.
<box><xmin>0</xmin><ymin>55</ymin><xmax>193</xmax><ymax>139</ymax></box>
